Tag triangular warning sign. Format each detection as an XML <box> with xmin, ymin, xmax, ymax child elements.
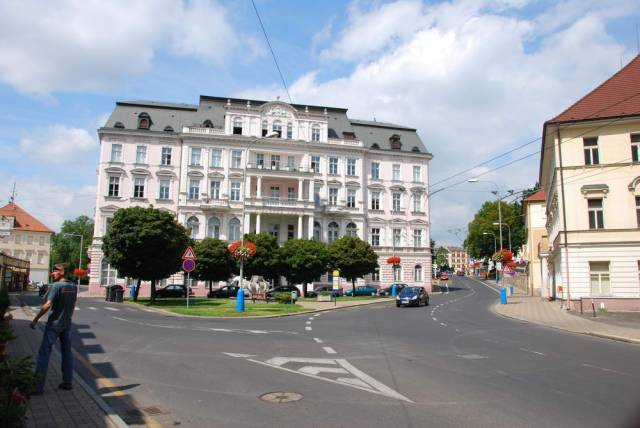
<box><xmin>182</xmin><ymin>246</ymin><xmax>196</xmax><ymax>260</ymax></box>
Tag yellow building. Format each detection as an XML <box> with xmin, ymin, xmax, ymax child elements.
<box><xmin>539</xmin><ymin>55</ymin><xmax>640</xmax><ymax>310</ymax></box>
<box><xmin>521</xmin><ymin>190</ymin><xmax>547</xmax><ymax>296</ymax></box>
<box><xmin>445</xmin><ymin>246</ymin><xmax>469</xmax><ymax>274</ymax></box>
<box><xmin>0</xmin><ymin>203</ymin><xmax>53</xmax><ymax>283</ymax></box>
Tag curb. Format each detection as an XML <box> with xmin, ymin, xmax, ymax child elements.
<box><xmin>14</xmin><ymin>296</ymin><xmax>129</xmax><ymax>428</ymax></box>
<box><xmin>123</xmin><ymin>298</ymin><xmax>393</xmax><ymax>319</ymax></box>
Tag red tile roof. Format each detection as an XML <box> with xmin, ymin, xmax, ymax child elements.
<box><xmin>523</xmin><ymin>189</ymin><xmax>545</xmax><ymax>203</ymax></box>
<box><xmin>549</xmin><ymin>55</ymin><xmax>640</xmax><ymax>123</ymax></box>
<box><xmin>0</xmin><ymin>203</ymin><xmax>53</xmax><ymax>233</ymax></box>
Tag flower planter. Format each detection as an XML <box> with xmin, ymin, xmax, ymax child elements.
<box><xmin>317</xmin><ymin>295</ymin><xmax>332</xmax><ymax>302</ymax></box>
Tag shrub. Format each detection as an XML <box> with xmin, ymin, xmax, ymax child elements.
<box><xmin>275</xmin><ymin>294</ymin><xmax>293</xmax><ymax>304</ymax></box>
<box><xmin>0</xmin><ymin>357</ymin><xmax>37</xmax><ymax>427</ymax></box>
<box><xmin>0</xmin><ymin>287</ymin><xmax>9</xmax><ymax>320</ymax></box>
<box><xmin>0</xmin><ymin>323</ymin><xmax>16</xmax><ymax>343</ymax></box>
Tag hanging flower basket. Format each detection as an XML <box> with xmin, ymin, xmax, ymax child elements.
<box><xmin>386</xmin><ymin>256</ymin><xmax>401</xmax><ymax>266</ymax></box>
<box><xmin>228</xmin><ymin>241</ymin><xmax>257</xmax><ymax>260</ymax></box>
<box><xmin>492</xmin><ymin>249</ymin><xmax>513</xmax><ymax>263</ymax></box>
<box><xmin>73</xmin><ymin>268</ymin><xmax>87</xmax><ymax>277</ymax></box>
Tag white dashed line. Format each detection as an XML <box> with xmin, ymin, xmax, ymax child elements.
<box><xmin>313</xmin><ymin>338</ymin><xmax>323</xmax><ymax>343</ymax></box>
<box><xmin>104</xmin><ymin>307</ymin><xmax>119</xmax><ymax>312</ymax></box>
<box><xmin>308</xmin><ymin>317</ymin><xmax>315</xmax><ymax>321</ymax></box>
<box><xmin>305</xmin><ymin>326</ymin><xmax>312</xmax><ymax>331</ymax></box>
<box><xmin>88</xmin><ymin>306</ymin><xmax>98</xmax><ymax>311</ymax></box>
<box><xmin>323</xmin><ymin>347</ymin><xmax>337</xmax><ymax>354</ymax></box>
<box><xmin>455</xmin><ymin>329</ymin><xmax>460</xmax><ymax>332</ymax></box>
<box><xmin>112</xmin><ymin>316</ymin><xmax>127</xmax><ymax>321</ymax></box>
<box><xmin>306</xmin><ymin>321</ymin><xmax>312</xmax><ymax>325</ymax></box>
<box><xmin>432</xmin><ymin>317</ymin><xmax>437</xmax><ymax>321</ymax></box>
<box><xmin>440</xmin><ymin>322</ymin><xmax>447</xmax><ymax>327</ymax></box>
<box><xmin>519</xmin><ymin>348</ymin><xmax>545</xmax><ymax>356</ymax></box>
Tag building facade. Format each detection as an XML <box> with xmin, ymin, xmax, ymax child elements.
<box><xmin>88</xmin><ymin>96</ymin><xmax>433</xmax><ymax>296</ymax></box>
<box><xmin>521</xmin><ymin>190</ymin><xmax>547</xmax><ymax>297</ymax></box>
<box><xmin>0</xmin><ymin>203</ymin><xmax>53</xmax><ymax>283</ymax></box>
<box><xmin>445</xmin><ymin>246</ymin><xmax>469</xmax><ymax>274</ymax></box>
<box><xmin>539</xmin><ymin>55</ymin><xmax>640</xmax><ymax>310</ymax></box>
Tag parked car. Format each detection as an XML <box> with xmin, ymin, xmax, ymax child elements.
<box><xmin>456</xmin><ymin>271</ymin><xmax>465</xmax><ymax>276</ymax></box>
<box><xmin>344</xmin><ymin>285</ymin><xmax>378</xmax><ymax>296</ymax></box>
<box><xmin>155</xmin><ymin>284</ymin><xmax>193</xmax><ymax>298</ymax></box>
<box><xmin>265</xmin><ymin>285</ymin><xmax>300</xmax><ymax>298</ymax></box>
<box><xmin>379</xmin><ymin>283</ymin><xmax>408</xmax><ymax>296</ymax></box>
<box><xmin>38</xmin><ymin>283</ymin><xmax>50</xmax><ymax>297</ymax></box>
<box><xmin>439</xmin><ymin>272</ymin><xmax>449</xmax><ymax>281</ymax></box>
<box><xmin>207</xmin><ymin>285</ymin><xmax>251</xmax><ymax>299</ymax></box>
<box><xmin>307</xmin><ymin>285</ymin><xmax>343</xmax><ymax>298</ymax></box>
<box><xmin>396</xmin><ymin>286</ymin><xmax>429</xmax><ymax>307</ymax></box>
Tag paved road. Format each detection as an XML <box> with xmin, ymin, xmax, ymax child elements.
<box><xmin>22</xmin><ymin>277</ymin><xmax>640</xmax><ymax>427</ymax></box>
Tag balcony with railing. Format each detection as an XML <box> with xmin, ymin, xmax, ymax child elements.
<box><xmin>182</xmin><ymin>126</ymin><xmax>226</xmax><ymax>135</ymax></box>
<box><xmin>245</xmin><ymin>197</ymin><xmax>314</xmax><ymax>211</ymax></box>
<box><xmin>326</xmin><ymin>138</ymin><xmax>363</xmax><ymax>147</ymax></box>
<box><xmin>245</xmin><ymin>162</ymin><xmax>313</xmax><ymax>175</ymax></box>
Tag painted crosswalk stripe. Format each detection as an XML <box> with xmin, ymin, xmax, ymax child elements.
<box><xmin>306</xmin><ymin>321</ymin><xmax>312</xmax><ymax>325</ymax></box>
<box><xmin>323</xmin><ymin>347</ymin><xmax>337</xmax><ymax>354</ymax></box>
<box><xmin>305</xmin><ymin>326</ymin><xmax>312</xmax><ymax>331</ymax></box>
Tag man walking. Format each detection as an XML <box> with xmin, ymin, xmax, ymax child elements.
<box><xmin>30</xmin><ymin>263</ymin><xmax>78</xmax><ymax>394</ymax></box>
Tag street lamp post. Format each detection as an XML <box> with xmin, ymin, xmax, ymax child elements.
<box><xmin>493</xmin><ymin>222</ymin><xmax>511</xmax><ymax>251</ymax></box>
<box><xmin>468</xmin><ymin>179</ymin><xmax>503</xmax><ymax>250</ymax></box>
<box><xmin>64</xmin><ymin>233</ymin><xmax>83</xmax><ymax>287</ymax></box>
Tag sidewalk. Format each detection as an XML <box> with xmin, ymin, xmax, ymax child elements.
<box><xmin>6</xmin><ymin>297</ymin><xmax>127</xmax><ymax>428</ymax></box>
<box><xmin>478</xmin><ymin>279</ymin><xmax>640</xmax><ymax>344</ymax></box>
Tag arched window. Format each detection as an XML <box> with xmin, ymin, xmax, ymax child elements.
<box><xmin>228</xmin><ymin>218</ymin><xmax>241</xmax><ymax>241</ymax></box>
<box><xmin>328</xmin><ymin>222</ymin><xmax>339</xmax><ymax>243</ymax></box>
<box><xmin>346</xmin><ymin>222</ymin><xmax>357</xmax><ymax>237</ymax></box>
<box><xmin>262</xmin><ymin>120</ymin><xmax>268</xmax><ymax>137</ymax></box>
<box><xmin>138</xmin><ymin>113</ymin><xmax>151</xmax><ymax>130</ymax></box>
<box><xmin>313</xmin><ymin>221</ymin><xmax>322</xmax><ymax>241</ymax></box>
<box><xmin>286</xmin><ymin>123</ymin><xmax>293</xmax><ymax>139</ymax></box>
<box><xmin>207</xmin><ymin>217</ymin><xmax>220</xmax><ymax>238</ymax></box>
<box><xmin>114</xmin><ymin>122</ymin><xmax>125</xmax><ymax>129</ymax></box>
<box><xmin>187</xmin><ymin>216</ymin><xmax>200</xmax><ymax>239</ymax></box>
<box><xmin>311</xmin><ymin>124</ymin><xmax>320</xmax><ymax>141</ymax></box>
<box><xmin>273</xmin><ymin>120</ymin><xmax>282</xmax><ymax>137</ymax></box>
<box><xmin>411</xmin><ymin>146</ymin><xmax>420</xmax><ymax>153</ymax></box>
<box><xmin>203</xmin><ymin>120</ymin><xmax>213</xmax><ymax>128</ymax></box>
<box><xmin>163</xmin><ymin>126</ymin><xmax>174</xmax><ymax>132</ymax></box>
<box><xmin>414</xmin><ymin>264</ymin><xmax>423</xmax><ymax>282</ymax></box>
<box><xmin>233</xmin><ymin>117</ymin><xmax>243</xmax><ymax>135</ymax></box>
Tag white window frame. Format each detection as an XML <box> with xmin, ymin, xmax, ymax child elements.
<box><xmin>135</xmin><ymin>145</ymin><xmax>147</xmax><ymax>164</ymax></box>
<box><xmin>110</xmin><ymin>144</ymin><xmax>122</xmax><ymax>162</ymax></box>
<box><xmin>329</xmin><ymin>188</ymin><xmax>338</xmax><ymax>206</ymax></box>
<box><xmin>632</xmin><ymin>134</ymin><xmax>640</xmax><ymax>163</ymax></box>
<box><xmin>371</xmin><ymin>228</ymin><xmax>380</xmax><ymax>246</ymax></box>
<box><xmin>271</xmin><ymin>154</ymin><xmax>281</xmax><ymax>170</ymax></box>
<box><xmin>413</xmin><ymin>229</ymin><xmax>422</xmax><ymax>247</ymax></box>
<box><xmin>588</xmin><ymin>198</ymin><xmax>604</xmax><ymax>229</ymax></box>
<box><xmin>329</xmin><ymin>157</ymin><xmax>338</xmax><ymax>175</ymax></box>
<box><xmin>190</xmin><ymin>147</ymin><xmax>202</xmax><ymax>166</ymax></box>
<box><xmin>231</xmin><ymin>150</ymin><xmax>242</xmax><ymax>168</ymax></box>
<box><xmin>210</xmin><ymin>149</ymin><xmax>222</xmax><ymax>167</ymax></box>
<box><xmin>230</xmin><ymin>181</ymin><xmax>241</xmax><ymax>201</ymax></box>
<box><xmin>312</xmin><ymin>125</ymin><xmax>320</xmax><ymax>141</ymax></box>
<box><xmin>210</xmin><ymin>181</ymin><xmax>221</xmax><ymax>200</ymax></box>
<box><xmin>392</xmin><ymin>164</ymin><xmax>400</xmax><ymax>181</ymax></box>
<box><xmin>392</xmin><ymin>193</ymin><xmax>401</xmax><ymax>211</ymax></box>
<box><xmin>413</xmin><ymin>166</ymin><xmax>421</xmax><ymax>182</ymax></box>
<box><xmin>311</xmin><ymin>155</ymin><xmax>320</xmax><ymax>173</ymax></box>
<box><xmin>347</xmin><ymin>189</ymin><xmax>356</xmax><ymax>208</ymax></box>
<box><xmin>347</xmin><ymin>158</ymin><xmax>356</xmax><ymax>176</ymax></box>
<box><xmin>589</xmin><ymin>261</ymin><xmax>610</xmax><ymax>296</ymax></box>
<box><xmin>371</xmin><ymin>162</ymin><xmax>380</xmax><ymax>179</ymax></box>
<box><xmin>107</xmin><ymin>176</ymin><xmax>120</xmax><ymax>197</ymax></box>
<box><xmin>413</xmin><ymin>194</ymin><xmax>422</xmax><ymax>212</ymax></box>
<box><xmin>371</xmin><ymin>192</ymin><xmax>380</xmax><ymax>210</ymax></box>
<box><xmin>583</xmin><ymin>137</ymin><xmax>599</xmax><ymax>165</ymax></box>
<box><xmin>161</xmin><ymin>147</ymin><xmax>172</xmax><ymax>166</ymax></box>
<box><xmin>158</xmin><ymin>179</ymin><xmax>170</xmax><ymax>200</ymax></box>
<box><xmin>393</xmin><ymin>228</ymin><xmax>402</xmax><ymax>247</ymax></box>
<box><xmin>133</xmin><ymin>176</ymin><xmax>145</xmax><ymax>198</ymax></box>
<box><xmin>188</xmin><ymin>179</ymin><xmax>200</xmax><ymax>200</ymax></box>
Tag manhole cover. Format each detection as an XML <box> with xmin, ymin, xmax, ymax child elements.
<box><xmin>260</xmin><ymin>392</ymin><xmax>303</xmax><ymax>403</ymax></box>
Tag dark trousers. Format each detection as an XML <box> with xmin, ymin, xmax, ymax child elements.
<box><xmin>34</xmin><ymin>324</ymin><xmax>73</xmax><ymax>392</ymax></box>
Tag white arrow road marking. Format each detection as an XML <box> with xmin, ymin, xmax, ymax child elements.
<box><xmin>230</xmin><ymin>355</ymin><xmax>412</xmax><ymax>403</ymax></box>
<box><xmin>104</xmin><ymin>307</ymin><xmax>119</xmax><ymax>311</ymax></box>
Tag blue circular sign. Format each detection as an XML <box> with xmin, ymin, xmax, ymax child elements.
<box><xmin>182</xmin><ymin>258</ymin><xmax>196</xmax><ymax>272</ymax></box>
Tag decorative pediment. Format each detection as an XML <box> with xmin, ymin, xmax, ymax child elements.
<box><xmin>327</xmin><ymin>179</ymin><xmax>342</xmax><ymax>187</ymax></box>
<box><xmin>261</xmin><ymin>101</ymin><xmax>297</xmax><ymax>119</ymax></box>
<box><xmin>99</xmin><ymin>205</ymin><xmax>120</xmax><ymax>213</ymax></box>
<box><xmin>105</xmin><ymin>166</ymin><xmax>126</xmax><ymax>175</ymax></box>
<box><xmin>409</xmin><ymin>219</ymin><xmax>428</xmax><ymax>225</ymax></box>
<box><xmin>367</xmin><ymin>183</ymin><xmax>386</xmax><ymax>190</ymax></box>
<box><xmin>345</xmin><ymin>180</ymin><xmax>361</xmax><ymax>188</ymax></box>
<box><xmin>410</xmin><ymin>186</ymin><xmax>426</xmax><ymax>193</ymax></box>
<box><xmin>228</xmin><ymin>172</ymin><xmax>243</xmax><ymax>179</ymax></box>
<box><xmin>208</xmin><ymin>171</ymin><xmax>225</xmax><ymax>179</ymax></box>
<box><xmin>390</xmin><ymin>218</ymin><xmax>408</xmax><ymax>224</ymax></box>
<box><xmin>187</xmin><ymin>170</ymin><xmax>204</xmax><ymax>178</ymax></box>
<box><xmin>628</xmin><ymin>176</ymin><xmax>640</xmax><ymax>194</ymax></box>
<box><xmin>580</xmin><ymin>184</ymin><xmax>609</xmax><ymax>197</ymax></box>
<box><xmin>130</xmin><ymin>168</ymin><xmax>150</xmax><ymax>176</ymax></box>
<box><xmin>368</xmin><ymin>217</ymin><xmax>386</xmax><ymax>224</ymax></box>
<box><xmin>389</xmin><ymin>184</ymin><xmax>406</xmax><ymax>192</ymax></box>
<box><xmin>156</xmin><ymin>169</ymin><xmax>177</xmax><ymax>178</ymax></box>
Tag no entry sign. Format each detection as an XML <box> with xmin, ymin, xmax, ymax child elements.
<box><xmin>182</xmin><ymin>258</ymin><xmax>196</xmax><ymax>273</ymax></box>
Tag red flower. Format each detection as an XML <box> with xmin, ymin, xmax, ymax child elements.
<box><xmin>73</xmin><ymin>268</ymin><xmax>87</xmax><ymax>277</ymax></box>
<box><xmin>11</xmin><ymin>388</ymin><xmax>26</xmax><ymax>404</ymax></box>
<box><xmin>386</xmin><ymin>256</ymin><xmax>401</xmax><ymax>265</ymax></box>
<box><xmin>228</xmin><ymin>241</ymin><xmax>257</xmax><ymax>260</ymax></box>
<box><xmin>492</xmin><ymin>249</ymin><xmax>513</xmax><ymax>262</ymax></box>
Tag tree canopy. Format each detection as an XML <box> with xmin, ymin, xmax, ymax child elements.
<box><xmin>464</xmin><ymin>199</ymin><xmax>525</xmax><ymax>259</ymax></box>
<box><xmin>279</xmin><ymin>239</ymin><xmax>329</xmax><ymax>296</ymax></box>
<box><xmin>241</xmin><ymin>232</ymin><xmax>282</xmax><ymax>282</ymax></box>
<box><xmin>434</xmin><ymin>247</ymin><xmax>450</xmax><ymax>271</ymax></box>
<box><xmin>328</xmin><ymin>236</ymin><xmax>378</xmax><ymax>296</ymax></box>
<box><xmin>102</xmin><ymin>207</ymin><xmax>190</xmax><ymax>303</ymax></box>
<box><xmin>51</xmin><ymin>215</ymin><xmax>93</xmax><ymax>281</ymax></box>
<box><xmin>192</xmin><ymin>238</ymin><xmax>236</xmax><ymax>292</ymax></box>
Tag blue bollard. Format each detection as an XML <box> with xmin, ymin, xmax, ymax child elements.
<box><xmin>236</xmin><ymin>288</ymin><xmax>245</xmax><ymax>312</ymax></box>
<box><xmin>509</xmin><ymin>285</ymin><xmax>514</xmax><ymax>296</ymax></box>
<box><xmin>499</xmin><ymin>287</ymin><xmax>508</xmax><ymax>305</ymax></box>
<box><xmin>391</xmin><ymin>284</ymin><xmax>397</xmax><ymax>299</ymax></box>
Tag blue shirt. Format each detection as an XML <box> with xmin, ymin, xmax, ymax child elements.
<box><xmin>45</xmin><ymin>280</ymin><xmax>77</xmax><ymax>332</ymax></box>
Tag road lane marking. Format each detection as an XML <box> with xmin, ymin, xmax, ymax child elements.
<box><xmin>432</xmin><ymin>317</ymin><xmax>437</xmax><ymax>321</ymax></box>
<box><xmin>313</xmin><ymin>338</ymin><xmax>323</xmax><ymax>343</ymax></box>
<box><xmin>519</xmin><ymin>348</ymin><xmax>545</xmax><ymax>356</ymax></box>
<box><xmin>440</xmin><ymin>323</ymin><xmax>447</xmax><ymax>327</ymax></box>
<box><xmin>306</xmin><ymin>321</ymin><xmax>312</xmax><ymax>325</ymax></box>
<box><xmin>323</xmin><ymin>347</ymin><xmax>337</xmax><ymax>354</ymax></box>
<box><xmin>104</xmin><ymin>307</ymin><xmax>119</xmax><ymax>312</ymax></box>
<box><xmin>222</xmin><ymin>352</ymin><xmax>256</xmax><ymax>358</ymax></box>
<box><xmin>305</xmin><ymin>326</ymin><xmax>312</xmax><ymax>331</ymax></box>
<box><xmin>112</xmin><ymin>316</ymin><xmax>127</xmax><ymax>321</ymax></box>
<box><xmin>308</xmin><ymin>317</ymin><xmax>314</xmax><ymax>321</ymax></box>
<box><xmin>88</xmin><ymin>306</ymin><xmax>98</xmax><ymax>310</ymax></box>
<box><xmin>582</xmin><ymin>363</ymin><xmax>621</xmax><ymax>374</ymax></box>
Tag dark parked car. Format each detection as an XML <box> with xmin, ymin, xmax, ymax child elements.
<box><xmin>38</xmin><ymin>283</ymin><xmax>50</xmax><ymax>297</ymax></box>
<box><xmin>379</xmin><ymin>282</ymin><xmax>408</xmax><ymax>296</ymax></box>
<box><xmin>396</xmin><ymin>286</ymin><xmax>429</xmax><ymax>307</ymax></box>
<box><xmin>155</xmin><ymin>284</ymin><xmax>193</xmax><ymax>298</ymax></box>
<box><xmin>344</xmin><ymin>285</ymin><xmax>378</xmax><ymax>296</ymax></box>
<box><xmin>207</xmin><ymin>286</ymin><xmax>250</xmax><ymax>298</ymax></box>
<box><xmin>265</xmin><ymin>285</ymin><xmax>300</xmax><ymax>298</ymax></box>
<box><xmin>307</xmin><ymin>285</ymin><xmax>343</xmax><ymax>298</ymax></box>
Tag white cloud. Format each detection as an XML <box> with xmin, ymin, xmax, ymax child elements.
<box><xmin>242</xmin><ymin>0</ymin><xmax>637</xmax><ymax>245</ymax></box>
<box><xmin>20</xmin><ymin>125</ymin><xmax>96</xmax><ymax>164</ymax></box>
<box><xmin>0</xmin><ymin>0</ymin><xmax>239</xmax><ymax>94</ymax></box>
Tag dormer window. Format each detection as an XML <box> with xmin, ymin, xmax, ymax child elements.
<box><xmin>343</xmin><ymin>132</ymin><xmax>355</xmax><ymax>140</ymax></box>
<box><xmin>273</xmin><ymin>120</ymin><xmax>282</xmax><ymax>138</ymax></box>
<box><xmin>203</xmin><ymin>120</ymin><xmax>213</xmax><ymax>128</ymax></box>
<box><xmin>328</xmin><ymin>128</ymin><xmax>339</xmax><ymax>139</ymax></box>
<box><xmin>164</xmin><ymin>126</ymin><xmax>174</xmax><ymax>132</ymax></box>
<box><xmin>137</xmin><ymin>113</ymin><xmax>151</xmax><ymax>130</ymax></box>
<box><xmin>233</xmin><ymin>117</ymin><xmax>243</xmax><ymax>135</ymax></box>
<box><xmin>262</xmin><ymin>120</ymin><xmax>268</xmax><ymax>137</ymax></box>
<box><xmin>389</xmin><ymin>134</ymin><xmax>402</xmax><ymax>150</ymax></box>
<box><xmin>411</xmin><ymin>146</ymin><xmax>420</xmax><ymax>152</ymax></box>
<box><xmin>114</xmin><ymin>122</ymin><xmax>125</xmax><ymax>129</ymax></box>
<box><xmin>371</xmin><ymin>143</ymin><xmax>380</xmax><ymax>149</ymax></box>
<box><xmin>311</xmin><ymin>124</ymin><xmax>320</xmax><ymax>142</ymax></box>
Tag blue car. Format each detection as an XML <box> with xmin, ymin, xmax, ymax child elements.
<box><xmin>344</xmin><ymin>285</ymin><xmax>378</xmax><ymax>296</ymax></box>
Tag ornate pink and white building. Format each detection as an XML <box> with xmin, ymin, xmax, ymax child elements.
<box><xmin>88</xmin><ymin>96</ymin><xmax>433</xmax><ymax>296</ymax></box>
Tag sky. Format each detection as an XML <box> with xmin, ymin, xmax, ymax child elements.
<box><xmin>1</xmin><ymin>0</ymin><xmax>639</xmax><ymax>247</ymax></box>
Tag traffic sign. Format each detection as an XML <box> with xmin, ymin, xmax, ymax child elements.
<box><xmin>182</xmin><ymin>258</ymin><xmax>196</xmax><ymax>272</ymax></box>
<box><xmin>182</xmin><ymin>246</ymin><xmax>196</xmax><ymax>260</ymax></box>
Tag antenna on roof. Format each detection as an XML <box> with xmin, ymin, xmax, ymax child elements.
<box><xmin>9</xmin><ymin>182</ymin><xmax>16</xmax><ymax>204</ymax></box>
<box><xmin>636</xmin><ymin>23</ymin><xmax>639</xmax><ymax>54</ymax></box>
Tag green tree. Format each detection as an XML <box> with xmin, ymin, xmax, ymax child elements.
<box><xmin>464</xmin><ymin>199</ymin><xmax>525</xmax><ymax>259</ymax></box>
<box><xmin>241</xmin><ymin>232</ymin><xmax>282</xmax><ymax>283</ymax></box>
<box><xmin>102</xmin><ymin>207</ymin><xmax>190</xmax><ymax>304</ymax></box>
<box><xmin>51</xmin><ymin>216</ymin><xmax>93</xmax><ymax>282</ymax></box>
<box><xmin>328</xmin><ymin>236</ymin><xmax>378</xmax><ymax>297</ymax></box>
<box><xmin>279</xmin><ymin>239</ymin><xmax>329</xmax><ymax>297</ymax></box>
<box><xmin>435</xmin><ymin>247</ymin><xmax>449</xmax><ymax>270</ymax></box>
<box><xmin>192</xmin><ymin>238</ymin><xmax>236</xmax><ymax>293</ymax></box>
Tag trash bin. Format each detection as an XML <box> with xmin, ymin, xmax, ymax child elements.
<box><xmin>129</xmin><ymin>285</ymin><xmax>136</xmax><ymax>300</ymax></box>
<box><xmin>114</xmin><ymin>286</ymin><xmax>124</xmax><ymax>303</ymax></box>
<box><xmin>105</xmin><ymin>285</ymin><xmax>112</xmax><ymax>301</ymax></box>
<box><xmin>291</xmin><ymin>290</ymin><xmax>298</xmax><ymax>303</ymax></box>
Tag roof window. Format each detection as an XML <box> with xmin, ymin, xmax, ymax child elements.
<box><xmin>411</xmin><ymin>146</ymin><xmax>420</xmax><ymax>153</ymax></box>
<box><xmin>164</xmin><ymin>126</ymin><xmax>174</xmax><ymax>132</ymax></box>
<box><xmin>114</xmin><ymin>122</ymin><xmax>125</xmax><ymax>129</ymax></box>
<box><xmin>203</xmin><ymin>120</ymin><xmax>213</xmax><ymax>128</ymax></box>
<box><xmin>389</xmin><ymin>134</ymin><xmax>402</xmax><ymax>150</ymax></box>
<box><xmin>371</xmin><ymin>143</ymin><xmax>380</xmax><ymax>149</ymax></box>
<box><xmin>137</xmin><ymin>113</ymin><xmax>151</xmax><ymax>130</ymax></box>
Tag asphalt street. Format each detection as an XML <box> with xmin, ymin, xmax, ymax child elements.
<box><xmin>22</xmin><ymin>277</ymin><xmax>640</xmax><ymax>428</ymax></box>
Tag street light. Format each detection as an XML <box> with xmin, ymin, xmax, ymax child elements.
<box><xmin>493</xmin><ymin>222</ymin><xmax>511</xmax><ymax>251</ymax></box>
<box><xmin>468</xmin><ymin>179</ymin><xmax>503</xmax><ymax>250</ymax></box>
<box><xmin>239</xmin><ymin>132</ymin><xmax>278</xmax><ymax>286</ymax></box>
<box><xmin>482</xmin><ymin>232</ymin><xmax>497</xmax><ymax>254</ymax></box>
<box><xmin>64</xmin><ymin>233</ymin><xmax>83</xmax><ymax>287</ymax></box>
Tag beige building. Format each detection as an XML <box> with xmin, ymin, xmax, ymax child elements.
<box><xmin>521</xmin><ymin>190</ymin><xmax>547</xmax><ymax>297</ymax></box>
<box><xmin>539</xmin><ymin>55</ymin><xmax>640</xmax><ymax>310</ymax></box>
<box><xmin>446</xmin><ymin>246</ymin><xmax>469</xmax><ymax>274</ymax></box>
<box><xmin>0</xmin><ymin>203</ymin><xmax>53</xmax><ymax>283</ymax></box>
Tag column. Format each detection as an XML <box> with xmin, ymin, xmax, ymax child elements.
<box><xmin>256</xmin><ymin>213</ymin><xmax>261</xmax><ymax>234</ymax></box>
<box><xmin>243</xmin><ymin>213</ymin><xmax>251</xmax><ymax>235</ymax></box>
<box><xmin>297</xmin><ymin>215</ymin><xmax>303</xmax><ymax>239</ymax></box>
<box><xmin>308</xmin><ymin>215</ymin><xmax>314</xmax><ymax>239</ymax></box>
<box><xmin>257</xmin><ymin>177</ymin><xmax>262</xmax><ymax>198</ymax></box>
<box><xmin>245</xmin><ymin>175</ymin><xmax>252</xmax><ymax>198</ymax></box>
<box><xmin>308</xmin><ymin>180</ymin><xmax>313</xmax><ymax>202</ymax></box>
<box><xmin>298</xmin><ymin>179</ymin><xmax>304</xmax><ymax>201</ymax></box>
